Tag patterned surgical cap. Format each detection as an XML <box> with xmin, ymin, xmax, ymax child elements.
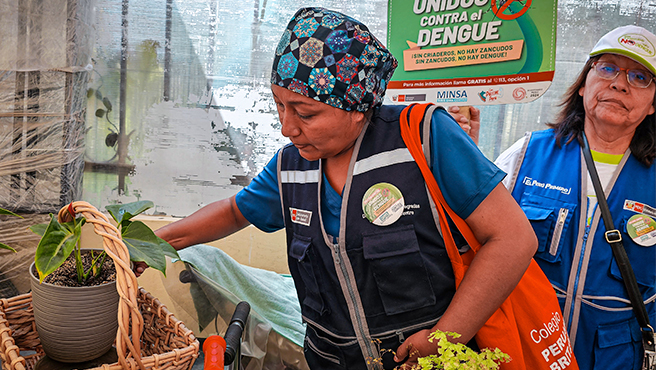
<box><xmin>271</xmin><ymin>7</ymin><xmax>398</xmax><ymax>112</ymax></box>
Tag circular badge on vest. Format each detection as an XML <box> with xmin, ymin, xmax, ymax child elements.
<box><xmin>362</xmin><ymin>182</ymin><xmax>405</xmax><ymax>226</ymax></box>
<box><xmin>626</xmin><ymin>214</ymin><xmax>656</xmax><ymax>247</ymax></box>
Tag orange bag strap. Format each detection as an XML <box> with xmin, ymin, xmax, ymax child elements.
<box><xmin>399</xmin><ymin>103</ymin><xmax>482</xmax><ymax>281</ymax></box>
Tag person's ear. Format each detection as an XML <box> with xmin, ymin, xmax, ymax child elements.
<box><xmin>351</xmin><ymin>110</ymin><xmax>367</xmax><ymax>126</ymax></box>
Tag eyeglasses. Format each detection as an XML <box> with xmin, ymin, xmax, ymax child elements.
<box><xmin>592</xmin><ymin>61</ymin><xmax>655</xmax><ymax>89</ymax></box>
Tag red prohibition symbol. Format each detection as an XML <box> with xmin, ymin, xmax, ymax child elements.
<box><xmin>491</xmin><ymin>0</ymin><xmax>532</xmax><ymax>20</ymax></box>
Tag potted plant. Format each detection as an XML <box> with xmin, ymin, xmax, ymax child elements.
<box><xmin>28</xmin><ymin>200</ymin><xmax>179</xmax><ymax>364</ymax></box>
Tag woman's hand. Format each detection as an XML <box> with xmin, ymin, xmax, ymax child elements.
<box><xmin>133</xmin><ymin>261</ymin><xmax>149</xmax><ymax>277</ymax></box>
<box><xmin>393</xmin><ymin>329</ymin><xmax>439</xmax><ymax>369</ymax></box>
<box><xmin>130</xmin><ymin>195</ymin><xmax>250</xmax><ymax>279</ymax></box>
<box><xmin>448</xmin><ymin>106</ymin><xmax>480</xmax><ymax>145</ymax></box>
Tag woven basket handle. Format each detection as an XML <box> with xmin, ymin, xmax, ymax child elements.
<box><xmin>57</xmin><ymin>201</ymin><xmax>145</xmax><ymax>370</ymax></box>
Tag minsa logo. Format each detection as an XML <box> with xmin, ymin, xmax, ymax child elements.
<box><xmin>435</xmin><ymin>90</ymin><xmax>467</xmax><ymax>103</ymax></box>
<box><xmin>619</xmin><ymin>34</ymin><xmax>656</xmax><ymax>57</ymax></box>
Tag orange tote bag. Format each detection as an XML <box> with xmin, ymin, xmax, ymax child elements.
<box><xmin>399</xmin><ymin>103</ymin><xmax>578</xmax><ymax>370</ymax></box>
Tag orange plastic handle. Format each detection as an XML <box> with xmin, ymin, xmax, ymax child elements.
<box><xmin>203</xmin><ymin>335</ymin><xmax>227</xmax><ymax>370</ymax></box>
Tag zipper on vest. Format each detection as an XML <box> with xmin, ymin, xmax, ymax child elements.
<box><xmin>567</xmin><ymin>200</ymin><xmax>594</xmax><ymax>333</ymax></box>
<box><xmin>373</xmin><ymin>316</ymin><xmax>441</xmax><ymax>341</ymax></box>
<box><xmin>332</xmin><ymin>242</ymin><xmax>380</xmax><ymax>368</ymax></box>
<box><xmin>333</xmin><ymin>243</ymin><xmax>341</xmax><ymax>264</ymax></box>
<box><xmin>549</xmin><ymin>208</ymin><xmax>569</xmax><ymax>256</ymax></box>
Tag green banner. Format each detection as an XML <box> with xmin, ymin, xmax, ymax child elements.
<box><xmin>386</xmin><ymin>0</ymin><xmax>558</xmax><ymax>105</ymax></box>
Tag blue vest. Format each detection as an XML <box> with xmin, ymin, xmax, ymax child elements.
<box><xmin>510</xmin><ymin>129</ymin><xmax>656</xmax><ymax>370</ymax></box>
<box><xmin>278</xmin><ymin>105</ymin><xmax>456</xmax><ymax>370</ymax></box>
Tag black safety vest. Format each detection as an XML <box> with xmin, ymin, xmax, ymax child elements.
<box><xmin>278</xmin><ymin>105</ymin><xmax>455</xmax><ymax>370</ymax></box>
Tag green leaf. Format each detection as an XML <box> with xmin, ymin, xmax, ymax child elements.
<box><xmin>0</xmin><ymin>208</ymin><xmax>22</xmax><ymax>218</ymax></box>
<box><xmin>105</xmin><ymin>132</ymin><xmax>118</xmax><ymax>147</ymax></box>
<box><xmin>34</xmin><ymin>214</ymin><xmax>83</xmax><ymax>282</ymax></box>
<box><xmin>87</xmin><ymin>88</ymin><xmax>95</xmax><ymax>98</ymax></box>
<box><xmin>95</xmin><ymin>108</ymin><xmax>106</xmax><ymax>118</ymax></box>
<box><xmin>106</xmin><ymin>200</ymin><xmax>154</xmax><ymax>225</ymax></box>
<box><xmin>29</xmin><ymin>223</ymin><xmax>48</xmax><ymax>237</ymax></box>
<box><xmin>102</xmin><ymin>97</ymin><xmax>113</xmax><ymax>111</ymax></box>
<box><xmin>0</xmin><ymin>243</ymin><xmax>16</xmax><ymax>252</ymax></box>
<box><xmin>417</xmin><ymin>330</ymin><xmax>509</xmax><ymax>369</ymax></box>
<box><xmin>121</xmin><ymin>220</ymin><xmax>178</xmax><ymax>276</ymax></box>
<box><xmin>158</xmin><ymin>235</ymin><xmax>180</xmax><ymax>259</ymax></box>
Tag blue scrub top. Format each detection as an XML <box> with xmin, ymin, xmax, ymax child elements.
<box><xmin>235</xmin><ymin>107</ymin><xmax>504</xmax><ymax>237</ymax></box>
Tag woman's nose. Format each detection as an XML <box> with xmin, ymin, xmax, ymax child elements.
<box><xmin>280</xmin><ymin>113</ymin><xmax>300</xmax><ymax>138</ymax></box>
<box><xmin>610</xmin><ymin>71</ymin><xmax>630</xmax><ymax>93</ymax></box>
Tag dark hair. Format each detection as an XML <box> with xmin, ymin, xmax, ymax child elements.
<box><xmin>547</xmin><ymin>55</ymin><xmax>656</xmax><ymax>166</ymax></box>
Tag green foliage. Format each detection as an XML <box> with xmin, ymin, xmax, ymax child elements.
<box><xmin>0</xmin><ymin>208</ymin><xmax>21</xmax><ymax>217</ymax></box>
<box><xmin>0</xmin><ymin>207</ymin><xmax>22</xmax><ymax>252</ymax></box>
<box><xmin>32</xmin><ymin>217</ymin><xmax>85</xmax><ymax>283</ymax></box>
<box><xmin>88</xmin><ymin>88</ymin><xmax>113</xmax><ymax>121</ymax></box>
<box><xmin>29</xmin><ymin>223</ymin><xmax>48</xmax><ymax>236</ymax></box>
<box><xmin>106</xmin><ymin>201</ymin><xmax>153</xmax><ymax>226</ymax></box>
<box><xmin>87</xmin><ymin>87</ymin><xmax>119</xmax><ymax>149</ymax></box>
<box><xmin>32</xmin><ymin>200</ymin><xmax>179</xmax><ymax>284</ymax></box>
<box><xmin>0</xmin><ymin>243</ymin><xmax>16</xmax><ymax>252</ymax></box>
<box><xmin>106</xmin><ymin>201</ymin><xmax>179</xmax><ymax>276</ymax></box>
<box><xmin>414</xmin><ymin>331</ymin><xmax>510</xmax><ymax>370</ymax></box>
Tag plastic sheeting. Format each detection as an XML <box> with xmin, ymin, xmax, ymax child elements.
<box><xmin>0</xmin><ymin>0</ymin><xmax>95</xmax><ymax>213</ymax></box>
<box><xmin>0</xmin><ymin>0</ymin><xmax>93</xmax><ymax>299</ymax></box>
<box><xmin>183</xmin><ymin>267</ymin><xmax>308</xmax><ymax>370</ymax></box>
<box><xmin>0</xmin><ymin>70</ymin><xmax>87</xmax><ymax>213</ymax></box>
<box><xmin>81</xmin><ymin>0</ymin><xmax>389</xmax><ymax>217</ymax></box>
<box><xmin>146</xmin><ymin>247</ymin><xmax>309</xmax><ymax>370</ymax></box>
<box><xmin>79</xmin><ymin>0</ymin><xmax>656</xmax><ymax>217</ymax></box>
<box><xmin>0</xmin><ymin>213</ymin><xmax>50</xmax><ymax>298</ymax></box>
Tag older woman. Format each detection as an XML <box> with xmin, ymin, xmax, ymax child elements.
<box><xmin>144</xmin><ymin>7</ymin><xmax>537</xmax><ymax>370</ymax></box>
<box><xmin>458</xmin><ymin>25</ymin><xmax>656</xmax><ymax>370</ymax></box>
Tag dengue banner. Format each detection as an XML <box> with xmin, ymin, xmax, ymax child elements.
<box><xmin>386</xmin><ymin>0</ymin><xmax>558</xmax><ymax>105</ymax></box>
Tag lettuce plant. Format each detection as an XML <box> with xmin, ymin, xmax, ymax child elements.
<box><xmin>368</xmin><ymin>330</ymin><xmax>510</xmax><ymax>370</ymax></box>
<box><xmin>414</xmin><ymin>330</ymin><xmax>510</xmax><ymax>370</ymax></box>
<box><xmin>31</xmin><ymin>200</ymin><xmax>179</xmax><ymax>284</ymax></box>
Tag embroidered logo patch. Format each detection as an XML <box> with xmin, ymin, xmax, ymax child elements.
<box><xmin>521</xmin><ymin>176</ymin><xmax>571</xmax><ymax>195</ymax></box>
<box><xmin>290</xmin><ymin>207</ymin><xmax>312</xmax><ymax>226</ymax></box>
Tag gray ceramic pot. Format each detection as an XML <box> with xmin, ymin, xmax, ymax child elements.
<box><xmin>29</xmin><ymin>260</ymin><xmax>119</xmax><ymax>363</ymax></box>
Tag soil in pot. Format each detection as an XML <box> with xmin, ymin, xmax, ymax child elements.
<box><xmin>37</xmin><ymin>250</ymin><xmax>116</xmax><ymax>287</ymax></box>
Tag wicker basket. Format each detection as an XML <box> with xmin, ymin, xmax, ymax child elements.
<box><xmin>0</xmin><ymin>201</ymin><xmax>199</xmax><ymax>370</ymax></box>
